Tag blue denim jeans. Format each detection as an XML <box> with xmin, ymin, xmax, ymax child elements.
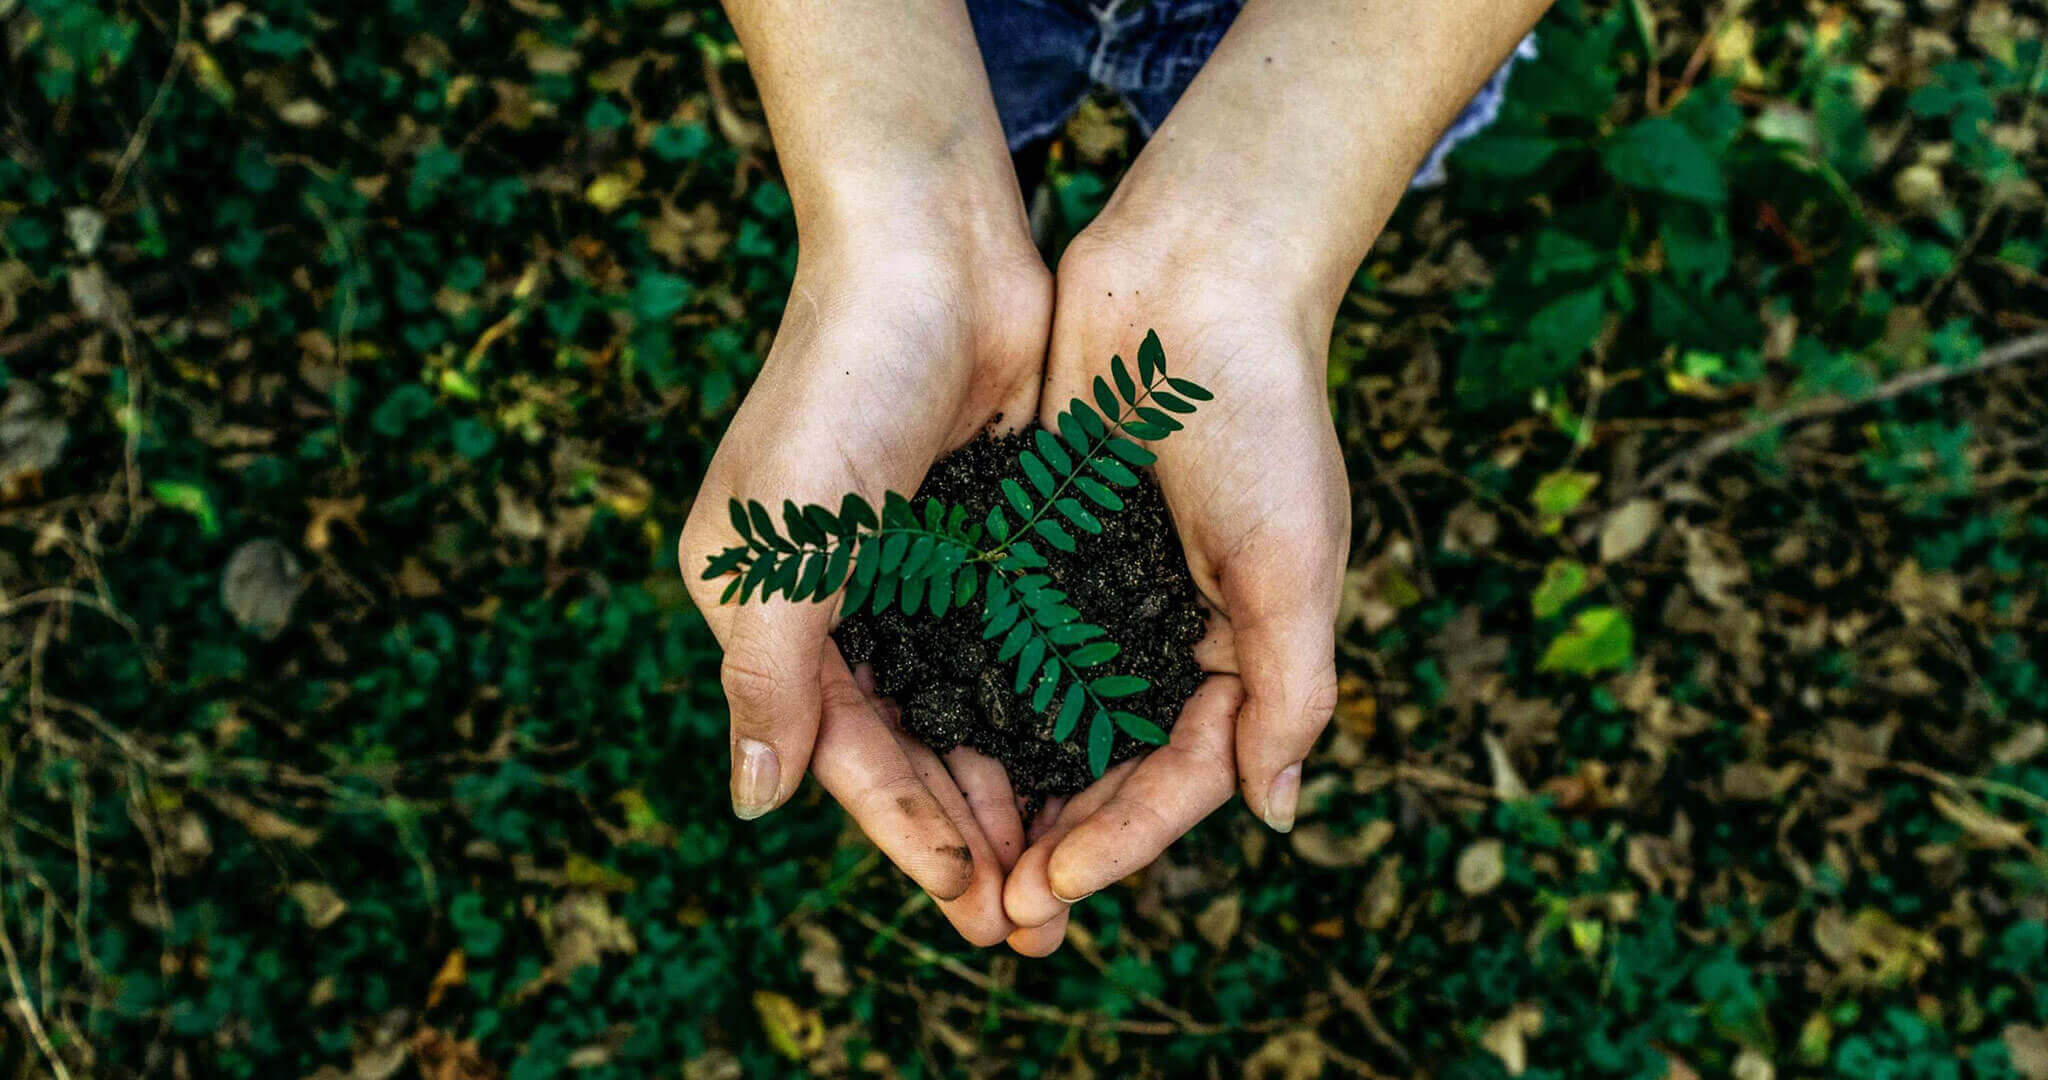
<box><xmin>965</xmin><ymin>0</ymin><xmax>1536</xmax><ymax>187</ymax></box>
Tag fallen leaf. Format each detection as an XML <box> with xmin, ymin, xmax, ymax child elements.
<box><xmin>1599</xmin><ymin>499</ymin><xmax>1662</xmax><ymax>563</ymax></box>
<box><xmin>2006</xmin><ymin>1025</ymin><xmax>2048</xmax><ymax>1080</ymax></box>
<box><xmin>1292</xmin><ymin>820</ymin><xmax>1395</xmax><ymax>869</ymax></box>
<box><xmin>222</xmin><ymin>538</ymin><xmax>307</xmax><ymax>639</ymax></box>
<box><xmin>1484</xmin><ymin>733</ymin><xmax>1530</xmax><ymax>799</ymax></box>
<box><xmin>202</xmin><ymin>1</ymin><xmax>247</xmax><ymax>41</ymax></box>
<box><xmin>288</xmin><ymin>881</ymin><xmax>348</xmax><ymax>930</ymax></box>
<box><xmin>1930</xmin><ymin>791</ymin><xmax>2030</xmax><ymax>848</ymax></box>
<box><xmin>278</xmin><ymin>99</ymin><xmax>327</xmax><ymax>127</ymax></box>
<box><xmin>1195</xmin><ymin>892</ymin><xmax>1242</xmax><ymax>951</ymax></box>
<box><xmin>796</xmin><ymin>923</ymin><xmax>849</xmax><ymax>997</ymax></box>
<box><xmin>1733</xmin><ymin>1048</ymin><xmax>1776</xmax><ymax>1080</ymax></box>
<box><xmin>426</xmin><ymin>950</ymin><xmax>467</xmax><ymax>1009</ymax></box>
<box><xmin>1481</xmin><ymin>1003</ymin><xmax>1544</xmax><ymax>1075</ymax></box>
<box><xmin>1457</xmin><ymin>838</ymin><xmax>1507</xmax><ymax>895</ymax></box>
<box><xmin>1681</xmin><ymin>523</ymin><xmax>1750</xmax><ymax>610</ymax></box>
<box><xmin>752</xmin><ymin>991</ymin><xmax>824</xmax><ymax>1062</ymax></box>
<box><xmin>1242</xmin><ymin>1029</ymin><xmax>1325</xmax><ymax>1080</ymax></box>
<box><xmin>1357</xmin><ymin>855</ymin><xmax>1403</xmax><ymax>929</ymax></box>
<box><xmin>0</xmin><ymin>384</ymin><xmax>68</xmax><ymax>496</ymax></box>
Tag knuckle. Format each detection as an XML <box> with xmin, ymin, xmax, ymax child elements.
<box><xmin>720</xmin><ymin>651</ymin><xmax>786</xmax><ymax>716</ymax></box>
<box><xmin>859</xmin><ymin>769</ymin><xmax>932</xmax><ymax>820</ymax></box>
<box><xmin>819</xmin><ymin>673</ymin><xmax>869</xmax><ymax>718</ymax></box>
<box><xmin>1187</xmin><ymin>741</ymin><xmax>1239</xmax><ymax>797</ymax></box>
<box><xmin>1302</xmin><ymin>669</ymin><xmax>1341</xmax><ymax>723</ymax></box>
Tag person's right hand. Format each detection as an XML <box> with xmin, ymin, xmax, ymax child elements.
<box><xmin>679</xmin><ymin>223</ymin><xmax>1051</xmax><ymax>947</ymax></box>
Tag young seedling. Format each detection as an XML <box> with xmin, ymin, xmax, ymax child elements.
<box><xmin>700</xmin><ymin>330</ymin><xmax>1212</xmax><ymax>776</ymax></box>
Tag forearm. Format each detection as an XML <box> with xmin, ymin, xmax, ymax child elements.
<box><xmin>720</xmin><ymin>0</ymin><xmax>1029</xmax><ymax>253</ymax></box>
<box><xmin>1094</xmin><ymin>0</ymin><xmax>1552</xmax><ymax>322</ymax></box>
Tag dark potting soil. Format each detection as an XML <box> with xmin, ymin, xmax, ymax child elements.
<box><xmin>834</xmin><ymin>431</ymin><xmax>1206</xmax><ymax>800</ymax></box>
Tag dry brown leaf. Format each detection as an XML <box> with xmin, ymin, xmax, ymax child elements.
<box><xmin>1457</xmin><ymin>838</ymin><xmax>1507</xmax><ymax>896</ymax></box>
<box><xmin>288</xmin><ymin>881</ymin><xmax>348</xmax><ymax>930</ymax></box>
<box><xmin>1930</xmin><ymin>791</ymin><xmax>2030</xmax><ymax>848</ymax></box>
<box><xmin>1292</xmin><ymin>820</ymin><xmax>1395</xmax><ymax>869</ymax></box>
<box><xmin>796</xmin><ymin>923</ymin><xmax>850</xmax><ymax>997</ymax></box>
<box><xmin>2006</xmin><ymin>1025</ymin><xmax>2048</xmax><ymax>1080</ymax></box>
<box><xmin>1196</xmin><ymin>892</ymin><xmax>1242</xmax><ymax>951</ymax></box>
<box><xmin>1599</xmin><ymin>499</ymin><xmax>1662</xmax><ymax>563</ymax></box>
<box><xmin>1481</xmin><ymin>1003</ymin><xmax>1543</xmax><ymax>1075</ymax></box>
<box><xmin>426</xmin><ymin>950</ymin><xmax>467</xmax><ymax>1009</ymax></box>
<box><xmin>1358</xmin><ymin>854</ymin><xmax>1404</xmax><ymax>929</ymax></box>
<box><xmin>1242</xmin><ymin>1029</ymin><xmax>1325</xmax><ymax>1080</ymax></box>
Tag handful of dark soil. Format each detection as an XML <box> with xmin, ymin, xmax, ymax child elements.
<box><xmin>835</xmin><ymin>431</ymin><xmax>1206</xmax><ymax>799</ymax></box>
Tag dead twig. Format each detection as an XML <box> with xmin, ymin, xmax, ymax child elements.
<box><xmin>840</xmin><ymin>902</ymin><xmax>1285</xmax><ymax>1038</ymax></box>
<box><xmin>1616</xmin><ymin>331</ymin><xmax>2048</xmax><ymax>506</ymax></box>
<box><xmin>101</xmin><ymin>0</ymin><xmax>192</xmax><ymax>208</ymax></box>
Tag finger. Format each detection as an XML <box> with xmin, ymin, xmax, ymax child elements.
<box><xmin>1226</xmin><ymin>587</ymin><xmax>1338</xmax><ymax>833</ymax></box>
<box><xmin>946</xmin><ymin>747</ymin><xmax>1025</xmax><ymax>871</ymax></box>
<box><xmin>1026</xmin><ymin>796</ymin><xmax>1068</xmax><ymax>845</ymax></box>
<box><xmin>904</xmin><ymin>740</ymin><xmax>1015</xmax><ymax>947</ymax></box>
<box><xmin>1045</xmin><ymin>676</ymin><xmax>1242</xmax><ymax>903</ymax></box>
<box><xmin>1002</xmin><ymin>761</ymin><xmax>1140</xmax><ymax>929</ymax></box>
<box><xmin>719</xmin><ymin>599</ymin><xmax>837</xmax><ymax>820</ymax></box>
<box><xmin>811</xmin><ymin>649</ymin><xmax>975</xmax><ymax>901</ymax></box>
<box><xmin>1193</xmin><ymin>607</ymin><xmax>1237</xmax><ymax>673</ymax></box>
<box><xmin>1006</xmin><ymin>909</ymin><xmax>1068</xmax><ymax>957</ymax></box>
<box><xmin>1008</xmin><ymin>802</ymin><xmax>1068</xmax><ymax>959</ymax></box>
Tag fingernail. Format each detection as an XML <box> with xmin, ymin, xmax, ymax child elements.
<box><xmin>732</xmin><ymin>738</ymin><xmax>780</xmax><ymax>820</ymax></box>
<box><xmin>1051</xmin><ymin>884</ymin><xmax>1095</xmax><ymax>904</ymax></box>
<box><xmin>1263</xmin><ymin>762</ymin><xmax>1302</xmax><ymax>833</ymax></box>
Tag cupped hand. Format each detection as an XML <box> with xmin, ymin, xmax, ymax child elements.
<box><xmin>1002</xmin><ymin>226</ymin><xmax>1350</xmax><ymax>953</ymax></box>
<box><xmin>680</xmin><ymin>235</ymin><xmax>1050</xmax><ymax>946</ymax></box>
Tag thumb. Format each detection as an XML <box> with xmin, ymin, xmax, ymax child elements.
<box><xmin>721</xmin><ymin>599</ymin><xmax>836</xmax><ymax>820</ymax></box>
<box><xmin>1231</xmin><ymin>606</ymin><xmax>1338</xmax><ymax>834</ymax></box>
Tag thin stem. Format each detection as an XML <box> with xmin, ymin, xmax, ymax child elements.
<box><xmin>982</xmin><ymin>561</ymin><xmax>1125</xmax><ymax>741</ymax></box>
<box><xmin>984</xmin><ymin>374</ymin><xmax>1166</xmax><ymax>562</ymax></box>
<box><xmin>726</xmin><ymin>523</ymin><xmax>970</xmax><ymax>570</ymax></box>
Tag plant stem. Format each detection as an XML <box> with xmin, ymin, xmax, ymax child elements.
<box><xmin>982</xmin><ymin>373</ymin><xmax>1166</xmax><ymax>563</ymax></box>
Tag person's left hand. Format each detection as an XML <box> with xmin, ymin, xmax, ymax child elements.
<box><xmin>1000</xmin><ymin>222</ymin><xmax>1350</xmax><ymax>955</ymax></box>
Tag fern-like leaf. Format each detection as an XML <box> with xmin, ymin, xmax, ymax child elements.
<box><xmin>701</xmin><ymin>328</ymin><xmax>1208</xmax><ymax>778</ymax></box>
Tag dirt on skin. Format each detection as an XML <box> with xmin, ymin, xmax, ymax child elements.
<box><xmin>834</xmin><ymin>430</ymin><xmax>1206</xmax><ymax>800</ymax></box>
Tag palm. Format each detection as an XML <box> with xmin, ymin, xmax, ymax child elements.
<box><xmin>1000</xmin><ymin>277</ymin><xmax>1348</xmax><ymax>955</ymax></box>
<box><xmin>682</xmin><ymin>254</ymin><xmax>1050</xmax><ymax>947</ymax></box>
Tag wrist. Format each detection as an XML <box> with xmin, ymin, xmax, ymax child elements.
<box><xmin>1083</xmin><ymin>162</ymin><xmax>1368</xmax><ymax>334</ymax></box>
<box><xmin>791</xmin><ymin>146</ymin><xmax>1033</xmax><ymax>261</ymax></box>
<box><xmin>793</xmin><ymin>207</ymin><xmax>1052</xmax><ymax>381</ymax></box>
<box><xmin>1067</xmin><ymin>187</ymin><xmax>1349</xmax><ymax>360</ymax></box>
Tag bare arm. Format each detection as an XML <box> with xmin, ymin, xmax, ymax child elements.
<box><xmin>1004</xmin><ymin>0</ymin><xmax>1553</xmax><ymax>953</ymax></box>
<box><xmin>720</xmin><ymin>0</ymin><xmax>1028</xmax><ymax>252</ymax></box>
<box><xmin>1096</xmin><ymin>0</ymin><xmax>1554</xmax><ymax>325</ymax></box>
<box><xmin>690</xmin><ymin>0</ymin><xmax>1048</xmax><ymax>947</ymax></box>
